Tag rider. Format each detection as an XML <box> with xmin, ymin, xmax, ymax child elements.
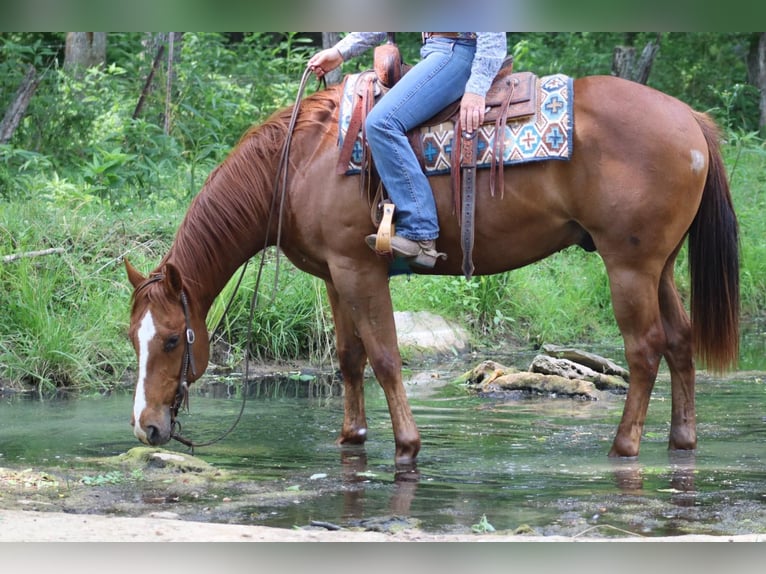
<box><xmin>309</xmin><ymin>32</ymin><xmax>508</xmax><ymax>268</ymax></box>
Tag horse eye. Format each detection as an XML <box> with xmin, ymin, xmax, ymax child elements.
<box><xmin>163</xmin><ymin>335</ymin><xmax>180</xmax><ymax>353</ymax></box>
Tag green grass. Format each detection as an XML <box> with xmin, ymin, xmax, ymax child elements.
<box><xmin>725</xmin><ymin>136</ymin><xmax>766</xmax><ymax>316</ymax></box>
<box><xmin>207</xmin><ymin>256</ymin><xmax>335</xmax><ymax>365</ymax></box>
<box><xmin>1</xmin><ymin>136</ymin><xmax>765</xmax><ymax>394</ymax></box>
<box><xmin>390</xmin><ymin>250</ymin><xmax>619</xmax><ymax>349</ymax></box>
<box><xmin>0</xmin><ymin>201</ymin><xmax>178</xmax><ymax>394</ymax></box>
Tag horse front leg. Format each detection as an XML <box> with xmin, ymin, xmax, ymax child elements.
<box><xmin>361</xmin><ymin>311</ymin><xmax>421</xmax><ymax>464</ymax></box>
<box><xmin>326</xmin><ymin>271</ymin><xmax>420</xmax><ymax>464</ymax></box>
<box><xmin>325</xmin><ymin>281</ymin><xmax>369</xmax><ymax>446</ymax></box>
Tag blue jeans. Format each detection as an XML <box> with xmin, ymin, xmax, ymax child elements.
<box><xmin>365</xmin><ymin>38</ymin><xmax>477</xmax><ymax>241</ymax></box>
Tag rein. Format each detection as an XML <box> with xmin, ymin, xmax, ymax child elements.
<box><xmin>268</xmin><ymin>65</ymin><xmax>316</xmax><ymax>292</ymax></box>
<box><xmin>137</xmin><ymin>66</ymin><xmax>316</xmax><ymax>452</ymax></box>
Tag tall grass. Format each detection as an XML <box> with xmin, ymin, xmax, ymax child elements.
<box><xmin>2</xmin><ymin>137</ymin><xmax>764</xmax><ymax>394</ymax></box>
<box><xmin>0</xmin><ymin>202</ymin><xmax>136</xmax><ymax>394</ymax></box>
<box><xmin>724</xmin><ymin>135</ymin><xmax>766</xmax><ymax>317</ymax></box>
<box><xmin>390</xmin><ymin>248</ymin><xmax>619</xmax><ymax>349</ymax></box>
<box><xmin>206</xmin><ymin>254</ymin><xmax>335</xmax><ymax>366</ymax></box>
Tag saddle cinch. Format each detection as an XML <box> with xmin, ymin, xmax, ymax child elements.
<box><xmin>338</xmin><ymin>43</ymin><xmax>538</xmax><ymax>279</ymax></box>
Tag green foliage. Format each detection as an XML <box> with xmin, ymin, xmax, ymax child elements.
<box><xmin>391</xmin><ymin>249</ymin><xmax>618</xmax><ymax>348</ymax></box>
<box><xmin>0</xmin><ymin>203</ymin><xmax>138</xmax><ymax>394</ymax></box>
<box><xmin>207</xmin><ymin>256</ymin><xmax>335</xmax><ymax>364</ymax></box>
<box><xmin>510</xmin><ymin>32</ymin><xmax>761</xmax><ymax>133</ymax></box>
<box><xmin>0</xmin><ymin>32</ymin><xmax>765</xmax><ymax>392</ymax></box>
<box><xmin>724</xmin><ymin>139</ymin><xmax>766</xmax><ymax>316</ymax></box>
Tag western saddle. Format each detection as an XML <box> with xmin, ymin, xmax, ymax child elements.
<box><xmin>339</xmin><ymin>39</ymin><xmax>537</xmax><ymax>278</ymax></box>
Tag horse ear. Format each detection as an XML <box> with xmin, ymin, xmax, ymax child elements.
<box><xmin>125</xmin><ymin>258</ymin><xmax>146</xmax><ymax>289</ymax></box>
<box><xmin>162</xmin><ymin>262</ymin><xmax>184</xmax><ymax>298</ymax></box>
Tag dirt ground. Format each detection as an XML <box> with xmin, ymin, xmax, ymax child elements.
<box><xmin>2</xmin><ymin>508</ymin><xmax>764</xmax><ymax>542</ymax></box>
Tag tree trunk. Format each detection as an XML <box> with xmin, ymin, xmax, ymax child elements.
<box><xmin>133</xmin><ymin>43</ymin><xmax>165</xmax><ymax>119</ymax></box>
<box><xmin>322</xmin><ymin>32</ymin><xmax>342</xmax><ymax>85</ymax></box>
<box><xmin>633</xmin><ymin>40</ymin><xmax>660</xmax><ymax>85</ymax></box>
<box><xmin>64</xmin><ymin>32</ymin><xmax>107</xmax><ymax>76</ymax></box>
<box><xmin>164</xmin><ymin>33</ymin><xmax>175</xmax><ymax>134</ymax></box>
<box><xmin>748</xmin><ymin>32</ymin><xmax>766</xmax><ymax>136</ymax></box>
<box><xmin>611</xmin><ymin>34</ymin><xmax>661</xmax><ymax>84</ymax></box>
<box><xmin>0</xmin><ymin>65</ymin><xmax>40</xmax><ymax>144</ymax></box>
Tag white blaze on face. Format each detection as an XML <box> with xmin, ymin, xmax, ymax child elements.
<box><xmin>133</xmin><ymin>310</ymin><xmax>157</xmax><ymax>441</ymax></box>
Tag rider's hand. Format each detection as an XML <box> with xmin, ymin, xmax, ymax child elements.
<box><xmin>308</xmin><ymin>48</ymin><xmax>344</xmax><ymax>79</ymax></box>
<box><xmin>460</xmin><ymin>92</ymin><xmax>486</xmax><ymax>134</ymax></box>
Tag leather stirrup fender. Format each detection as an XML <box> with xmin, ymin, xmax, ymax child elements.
<box><xmin>375</xmin><ymin>201</ymin><xmax>396</xmax><ymax>255</ymax></box>
<box><xmin>460</xmin><ymin>128</ymin><xmax>478</xmax><ymax>280</ymax></box>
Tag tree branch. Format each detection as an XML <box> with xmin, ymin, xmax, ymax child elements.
<box><xmin>2</xmin><ymin>247</ymin><xmax>65</xmax><ymax>264</ymax></box>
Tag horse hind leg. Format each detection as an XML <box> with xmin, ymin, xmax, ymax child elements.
<box><xmin>606</xmin><ymin>266</ymin><xmax>667</xmax><ymax>458</ymax></box>
<box><xmin>658</xmin><ymin>259</ymin><xmax>697</xmax><ymax>451</ymax></box>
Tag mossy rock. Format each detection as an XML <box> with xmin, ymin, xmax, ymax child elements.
<box><xmin>115</xmin><ymin>447</ymin><xmax>223</xmax><ymax>477</ymax></box>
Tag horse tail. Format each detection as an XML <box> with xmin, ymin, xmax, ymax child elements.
<box><xmin>688</xmin><ymin>111</ymin><xmax>740</xmax><ymax>373</ymax></box>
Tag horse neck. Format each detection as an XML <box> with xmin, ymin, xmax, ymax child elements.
<box><xmin>163</xmin><ymin>158</ymin><xmax>277</xmax><ymax>314</ymax></box>
<box><xmin>160</xmin><ymin>90</ymin><xmax>335</xmax><ymax>314</ymax></box>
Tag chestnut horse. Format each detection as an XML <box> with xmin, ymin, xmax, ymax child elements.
<box><xmin>125</xmin><ymin>74</ymin><xmax>739</xmax><ymax>464</ymax></box>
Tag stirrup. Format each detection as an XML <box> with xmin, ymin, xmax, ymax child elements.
<box><xmin>365</xmin><ymin>234</ymin><xmax>446</xmax><ymax>269</ymax></box>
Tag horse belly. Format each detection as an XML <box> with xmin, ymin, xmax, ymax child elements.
<box><xmin>432</xmin><ymin>173</ymin><xmax>580</xmax><ymax>276</ymax></box>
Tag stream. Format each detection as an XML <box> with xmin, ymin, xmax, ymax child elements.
<box><xmin>1</xmin><ymin>342</ymin><xmax>765</xmax><ymax>539</ymax></box>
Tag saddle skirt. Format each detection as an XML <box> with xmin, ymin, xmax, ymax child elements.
<box><xmin>337</xmin><ymin>71</ymin><xmax>574</xmax><ymax>177</ymax></box>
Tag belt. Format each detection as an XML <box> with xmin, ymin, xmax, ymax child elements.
<box><xmin>423</xmin><ymin>32</ymin><xmax>477</xmax><ymax>40</ymax></box>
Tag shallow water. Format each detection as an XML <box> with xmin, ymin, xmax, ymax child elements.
<box><xmin>1</xmin><ymin>353</ymin><xmax>765</xmax><ymax>538</ymax></box>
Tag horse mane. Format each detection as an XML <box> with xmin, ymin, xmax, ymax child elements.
<box><xmin>157</xmin><ymin>85</ymin><xmax>341</xmax><ymax>294</ymax></box>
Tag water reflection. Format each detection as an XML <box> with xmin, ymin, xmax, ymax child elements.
<box><xmin>338</xmin><ymin>447</ymin><xmax>420</xmax><ymax>520</ymax></box>
<box><xmin>611</xmin><ymin>451</ymin><xmax>697</xmax><ymax>501</ymax></box>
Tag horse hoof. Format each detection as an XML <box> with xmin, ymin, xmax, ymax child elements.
<box><xmin>394</xmin><ymin>441</ymin><xmax>421</xmax><ymax>465</ymax></box>
<box><xmin>608</xmin><ymin>443</ymin><xmax>639</xmax><ymax>459</ymax></box>
<box><xmin>336</xmin><ymin>428</ymin><xmax>367</xmax><ymax>445</ymax></box>
<box><xmin>669</xmin><ymin>430</ymin><xmax>697</xmax><ymax>451</ymax></box>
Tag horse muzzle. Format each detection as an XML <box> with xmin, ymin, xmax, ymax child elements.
<box><xmin>133</xmin><ymin>411</ymin><xmax>172</xmax><ymax>445</ymax></box>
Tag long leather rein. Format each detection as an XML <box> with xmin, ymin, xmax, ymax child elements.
<box><xmin>133</xmin><ymin>66</ymin><xmax>317</xmax><ymax>452</ymax></box>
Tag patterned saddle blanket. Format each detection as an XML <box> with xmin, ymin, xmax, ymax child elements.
<box><xmin>337</xmin><ymin>72</ymin><xmax>574</xmax><ymax>176</ymax></box>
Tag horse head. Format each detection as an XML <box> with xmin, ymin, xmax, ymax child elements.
<box><xmin>125</xmin><ymin>259</ymin><xmax>210</xmax><ymax>446</ymax></box>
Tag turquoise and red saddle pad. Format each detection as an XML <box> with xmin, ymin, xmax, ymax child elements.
<box><xmin>337</xmin><ymin>73</ymin><xmax>574</xmax><ymax>175</ymax></box>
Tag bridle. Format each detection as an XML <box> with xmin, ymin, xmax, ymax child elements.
<box><xmin>134</xmin><ymin>273</ymin><xmax>197</xmax><ymax>445</ymax></box>
<box><xmin>174</xmin><ymin>289</ymin><xmax>197</xmax><ymax>420</ymax></box>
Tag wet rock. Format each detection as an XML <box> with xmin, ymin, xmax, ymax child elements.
<box><xmin>459</xmin><ymin>348</ymin><xmax>630</xmax><ymax>399</ymax></box>
<box><xmin>530</xmin><ymin>354</ymin><xmax>629</xmax><ymax>392</ymax></box>
<box><xmin>348</xmin><ymin>514</ymin><xmax>422</xmax><ymax>533</ymax></box>
<box><xmin>541</xmin><ymin>344</ymin><xmax>630</xmax><ymax>381</ymax></box>
<box><xmin>474</xmin><ymin>371</ymin><xmax>602</xmax><ymax>400</ymax></box>
<box><xmin>453</xmin><ymin>359</ymin><xmax>520</xmax><ymax>386</ymax></box>
<box><xmin>116</xmin><ymin>447</ymin><xmax>220</xmax><ymax>475</ymax></box>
